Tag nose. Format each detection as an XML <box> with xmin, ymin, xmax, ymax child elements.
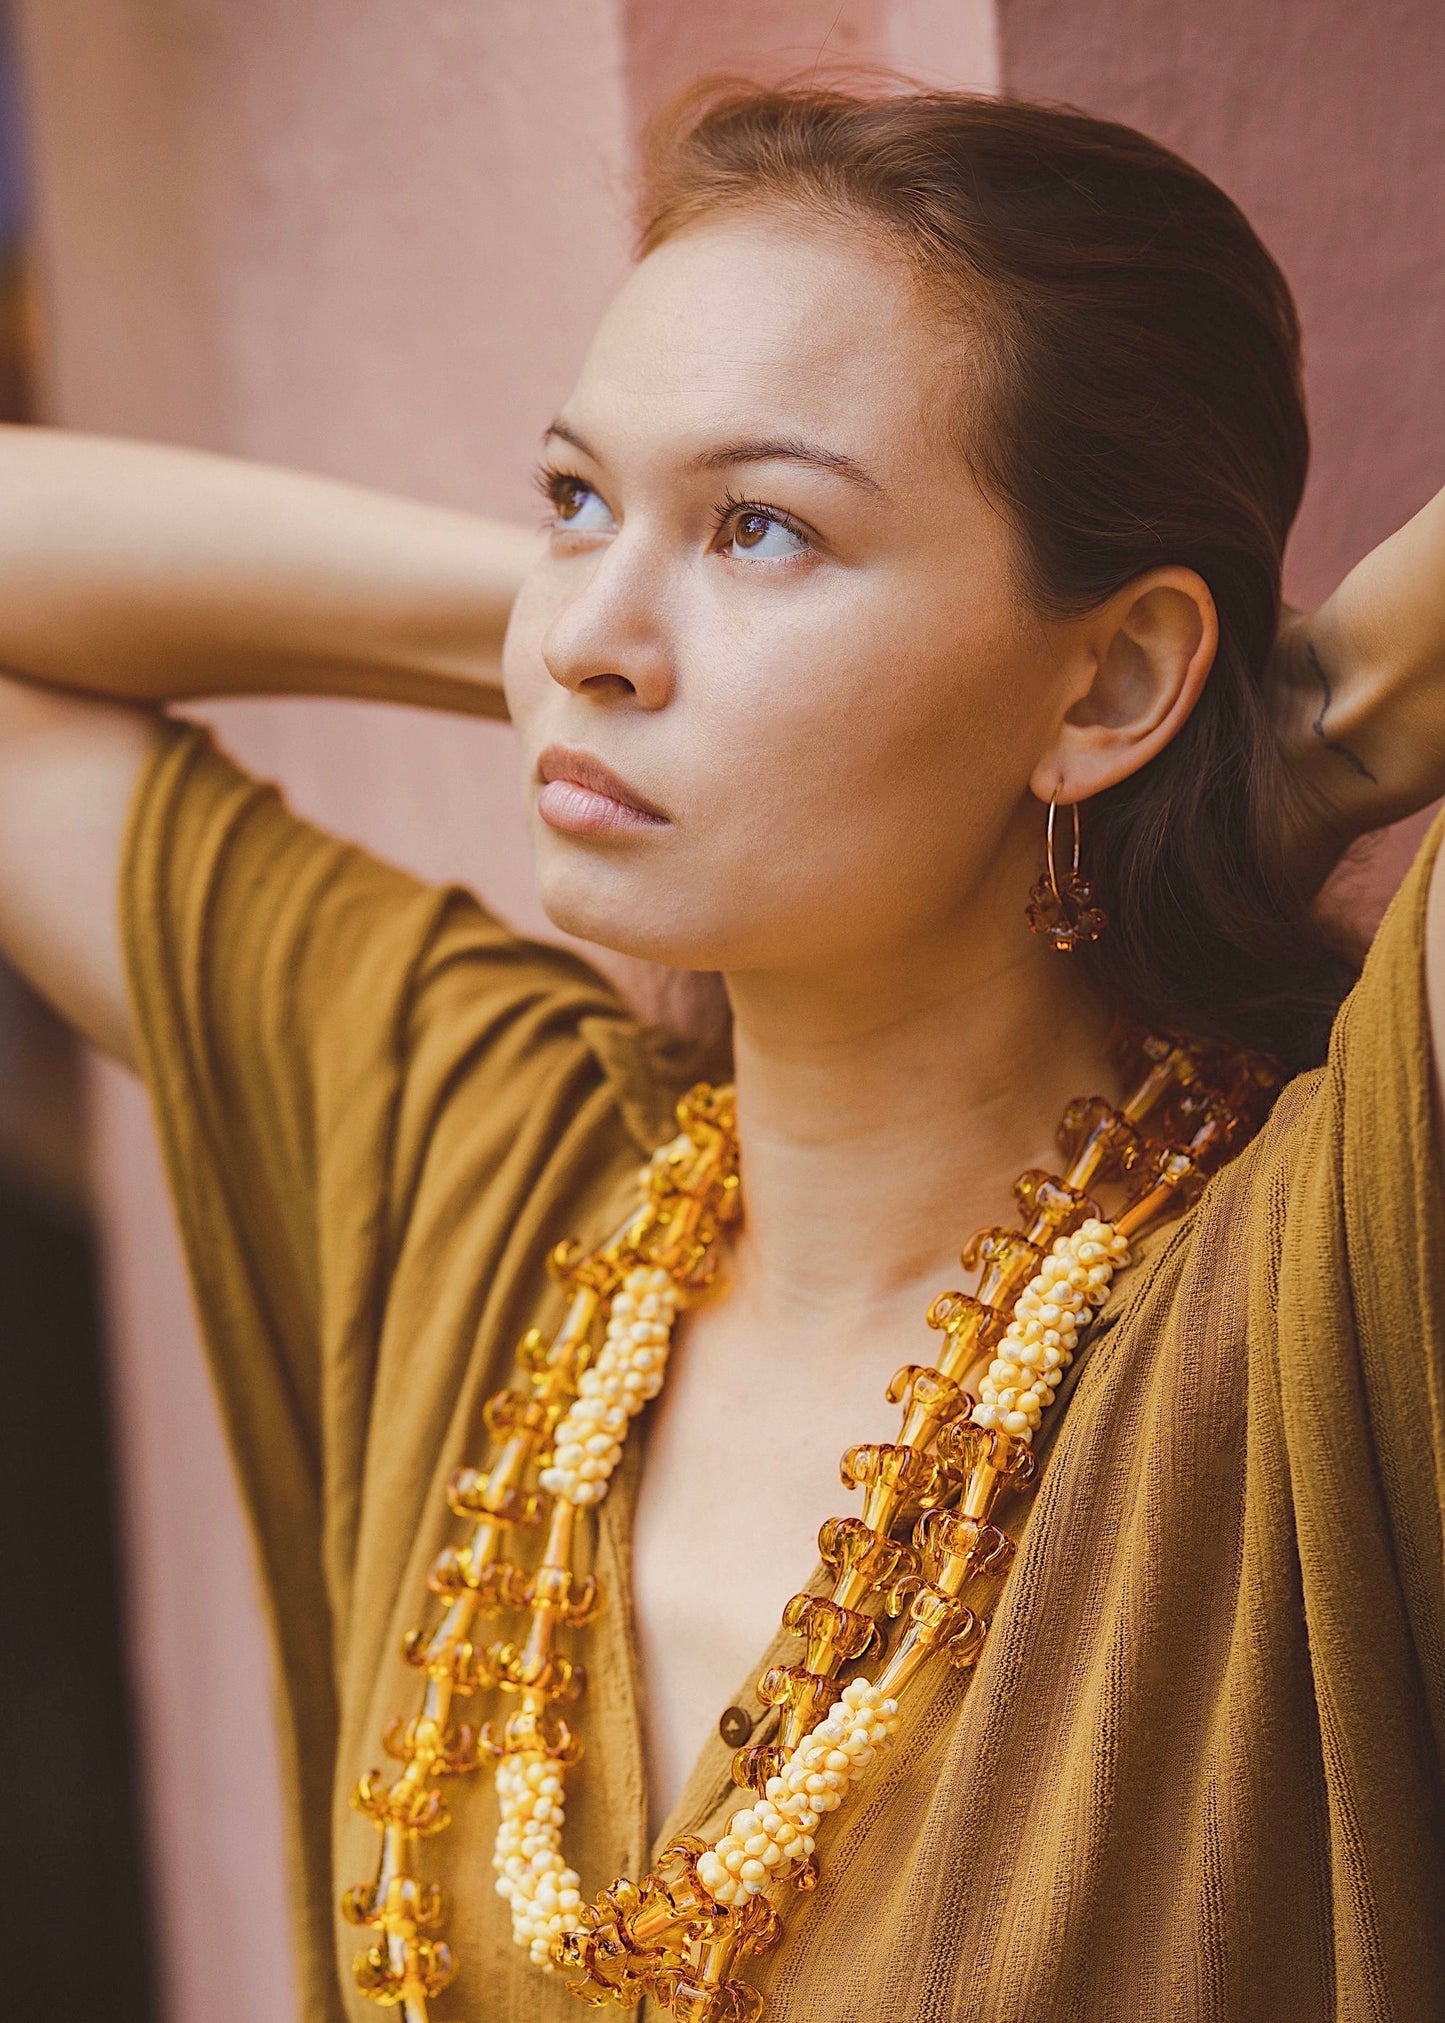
<box><xmin>540</xmin><ymin>532</ymin><xmax>675</xmax><ymax>710</ymax></box>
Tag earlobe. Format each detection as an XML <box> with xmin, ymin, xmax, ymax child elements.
<box><xmin>1030</xmin><ymin>567</ymin><xmax>1218</xmax><ymax>804</ymax></box>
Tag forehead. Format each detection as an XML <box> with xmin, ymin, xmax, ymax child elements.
<box><xmin>565</xmin><ymin>213</ymin><xmax>952</xmax><ymax>467</ymax></box>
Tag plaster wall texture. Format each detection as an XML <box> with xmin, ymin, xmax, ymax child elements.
<box><xmin>9</xmin><ymin>3</ymin><xmax>1441</xmax><ymax>2018</ymax></box>
<box><xmin>999</xmin><ymin>0</ymin><xmax>1445</xmax><ymax>902</ymax></box>
<box><xmin>18</xmin><ymin>6</ymin><xmax>639</xmax><ymax>2019</ymax></box>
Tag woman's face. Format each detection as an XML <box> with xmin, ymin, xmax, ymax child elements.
<box><xmin>503</xmin><ymin>211</ymin><xmax>1071</xmax><ymax>980</ymax></box>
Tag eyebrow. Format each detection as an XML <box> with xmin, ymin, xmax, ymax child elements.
<box><xmin>544</xmin><ymin>419</ymin><xmax>885</xmax><ymax>497</ymax></box>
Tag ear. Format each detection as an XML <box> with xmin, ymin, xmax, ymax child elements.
<box><xmin>1029</xmin><ymin>567</ymin><xmax>1218</xmax><ymax>805</ymax></box>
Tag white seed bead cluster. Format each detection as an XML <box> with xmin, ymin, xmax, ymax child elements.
<box><xmin>696</xmin><ymin>1680</ymin><xmax>901</xmax><ymax>1908</ymax></box>
<box><xmin>538</xmin><ymin>1266</ymin><xmax>679</xmax><ymax>1506</ymax></box>
<box><xmin>971</xmin><ymin>1218</ymin><xmax>1129</xmax><ymax>1442</ymax></box>
<box><xmin>492</xmin><ymin>1752</ymin><xmax>584</xmax><ymax>1967</ymax></box>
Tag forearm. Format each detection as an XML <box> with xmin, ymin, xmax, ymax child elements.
<box><xmin>1280</xmin><ymin>483</ymin><xmax>1445</xmax><ymax>850</ymax></box>
<box><xmin>0</xmin><ymin>425</ymin><xmax>540</xmax><ymax>717</ymax></box>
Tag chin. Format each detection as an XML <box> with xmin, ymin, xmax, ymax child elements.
<box><xmin>537</xmin><ymin>865</ymin><xmax>716</xmax><ymax>970</ymax></box>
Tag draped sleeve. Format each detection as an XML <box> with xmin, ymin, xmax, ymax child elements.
<box><xmin>1256</xmin><ymin>808</ymin><xmax>1445</xmax><ymax>2009</ymax></box>
<box><xmin>119</xmin><ymin>717</ymin><xmax>645</xmax><ymax>2020</ymax></box>
<box><xmin>122</xmin><ymin>716</ymin><xmax>631</xmax><ymax>1518</ymax></box>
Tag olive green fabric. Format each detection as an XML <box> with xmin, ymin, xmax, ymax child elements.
<box><xmin>122</xmin><ymin>718</ymin><xmax>1445</xmax><ymax>2023</ymax></box>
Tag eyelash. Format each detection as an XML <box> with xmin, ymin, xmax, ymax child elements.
<box><xmin>710</xmin><ymin>488</ymin><xmax>811</xmax><ymax>555</ymax></box>
<box><xmin>532</xmin><ymin>462</ymin><xmax>813</xmax><ymax>557</ymax></box>
<box><xmin>534</xmin><ymin>460</ymin><xmax>589</xmax><ymax>520</ymax></box>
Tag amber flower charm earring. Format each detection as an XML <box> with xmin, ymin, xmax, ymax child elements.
<box><xmin>1026</xmin><ymin>790</ymin><xmax>1108</xmax><ymax>951</ymax></box>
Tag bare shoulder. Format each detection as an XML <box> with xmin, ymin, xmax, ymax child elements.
<box><xmin>0</xmin><ymin>671</ymin><xmax>161</xmax><ymax>1067</ymax></box>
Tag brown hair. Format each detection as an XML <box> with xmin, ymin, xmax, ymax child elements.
<box><xmin>639</xmin><ymin>83</ymin><xmax>1355</xmax><ymax>1073</ymax></box>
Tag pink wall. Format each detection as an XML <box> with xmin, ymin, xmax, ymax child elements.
<box><xmin>621</xmin><ymin>0</ymin><xmax>998</xmax><ymax>115</ymax></box>
<box><xmin>1001</xmin><ymin>0</ymin><xmax>1445</xmax><ymax>612</ymax></box>
<box><xmin>18</xmin><ymin>6</ymin><xmax>636</xmax><ymax>2019</ymax></box>
<box><xmin>999</xmin><ymin>0</ymin><xmax>1445</xmax><ymax>904</ymax></box>
<box><xmin>11</xmin><ymin>4</ymin><xmax>1440</xmax><ymax>2019</ymax></box>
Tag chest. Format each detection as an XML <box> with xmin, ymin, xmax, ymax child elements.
<box><xmin>339</xmin><ymin>1199</ymin><xmax>1358</xmax><ymax>2022</ymax></box>
<box><xmin>629</xmin><ymin>1297</ymin><xmax>903</xmax><ymax>1833</ymax></box>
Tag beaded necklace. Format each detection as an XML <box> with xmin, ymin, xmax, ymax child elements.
<box><xmin>344</xmin><ymin>1038</ymin><xmax>1272</xmax><ymax>2022</ymax></box>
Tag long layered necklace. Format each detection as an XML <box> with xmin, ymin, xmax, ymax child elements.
<box><xmin>343</xmin><ymin>1037</ymin><xmax>1272</xmax><ymax>2022</ymax></box>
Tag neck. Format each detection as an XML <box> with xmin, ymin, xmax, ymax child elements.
<box><xmin>720</xmin><ymin>902</ymin><xmax>1117</xmax><ymax>1339</ymax></box>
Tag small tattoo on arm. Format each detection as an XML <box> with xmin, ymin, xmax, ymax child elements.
<box><xmin>1306</xmin><ymin>641</ymin><xmax>1377</xmax><ymax>783</ymax></box>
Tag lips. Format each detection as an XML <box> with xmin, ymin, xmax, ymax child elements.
<box><xmin>535</xmin><ymin>743</ymin><xmax>669</xmax><ymax>837</ymax></box>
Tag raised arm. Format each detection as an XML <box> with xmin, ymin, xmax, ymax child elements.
<box><xmin>0</xmin><ymin>426</ymin><xmax>538</xmax><ymax>1067</ymax></box>
<box><xmin>0</xmin><ymin>424</ymin><xmax>537</xmax><ymax>712</ymax></box>
<box><xmin>1274</xmin><ymin>479</ymin><xmax>1445</xmax><ymax>1100</ymax></box>
<box><xmin>1276</xmin><ymin>482</ymin><xmax>1445</xmax><ymax>873</ymax></box>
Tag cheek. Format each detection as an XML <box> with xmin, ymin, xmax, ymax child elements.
<box><xmin>679</xmin><ymin>591</ymin><xmax>1039</xmax><ymax>956</ymax></box>
<box><xmin>509</xmin><ymin>550</ymin><xmax>1045</xmax><ymax>973</ymax></box>
<box><xmin>500</xmin><ymin>568</ymin><xmax>561</xmax><ymax>735</ymax></box>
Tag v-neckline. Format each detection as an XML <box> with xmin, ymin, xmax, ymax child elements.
<box><xmin>594</xmin><ymin>1203</ymin><xmax>1187</xmax><ymax>1870</ymax></box>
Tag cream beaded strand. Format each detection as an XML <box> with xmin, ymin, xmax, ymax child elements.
<box><xmin>493</xmin><ymin>1753</ymin><xmax>580</xmax><ymax>1963</ymax></box>
<box><xmin>496</xmin><ymin>1263</ymin><xmax>679</xmax><ymax>1961</ymax></box>
<box><xmin>559</xmin><ymin>1043</ymin><xmax>1264</xmax><ymax>2019</ymax></box>
<box><xmin>971</xmin><ymin>1218</ymin><xmax>1131</xmax><ymax>1441</ymax></box>
<box><xmin>344</xmin><ymin>1043</ymin><xmax>1266</xmax><ymax>2021</ymax></box>
<box><xmin>343</xmin><ymin>1086</ymin><xmax>741</xmax><ymax>2016</ymax></box>
<box><xmin>696</xmin><ymin>1680</ymin><xmax>902</xmax><ymax>1907</ymax></box>
<box><xmin>501</xmin><ymin>1219</ymin><xmax>1128</xmax><ymax>1960</ymax></box>
<box><xmin>539</xmin><ymin>1266</ymin><xmax>678</xmax><ymax>1505</ymax></box>
<box><xmin>690</xmin><ymin>1217</ymin><xmax>1127</xmax><ymax>1915</ymax></box>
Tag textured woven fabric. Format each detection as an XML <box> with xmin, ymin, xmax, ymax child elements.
<box><xmin>122</xmin><ymin>719</ymin><xmax>1445</xmax><ymax>2023</ymax></box>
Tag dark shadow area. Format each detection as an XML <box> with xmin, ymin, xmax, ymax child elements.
<box><xmin>0</xmin><ymin>5</ymin><xmax>160</xmax><ymax>2016</ymax></box>
<box><xmin>0</xmin><ymin>1165</ymin><xmax>159</xmax><ymax>2021</ymax></box>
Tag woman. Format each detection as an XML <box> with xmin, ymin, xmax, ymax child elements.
<box><xmin>1</xmin><ymin>83</ymin><xmax>1442</xmax><ymax>2023</ymax></box>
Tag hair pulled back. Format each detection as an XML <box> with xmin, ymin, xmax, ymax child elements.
<box><xmin>639</xmin><ymin>83</ymin><xmax>1354</xmax><ymax>1073</ymax></box>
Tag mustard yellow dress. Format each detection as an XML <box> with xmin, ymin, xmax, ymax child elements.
<box><xmin>122</xmin><ymin>720</ymin><xmax>1445</xmax><ymax>2023</ymax></box>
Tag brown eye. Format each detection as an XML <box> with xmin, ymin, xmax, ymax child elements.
<box><xmin>719</xmin><ymin>504</ymin><xmax>809</xmax><ymax>560</ymax></box>
<box><xmin>543</xmin><ymin>476</ymin><xmax>613</xmax><ymax>535</ymax></box>
<box><xmin>734</xmin><ymin>511</ymin><xmax>772</xmax><ymax>549</ymax></box>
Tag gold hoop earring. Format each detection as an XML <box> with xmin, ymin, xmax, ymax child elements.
<box><xmin>1026</xmin><ymin>789</ymin><xmax>1108</xmax><ymax>952</ymax></box>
